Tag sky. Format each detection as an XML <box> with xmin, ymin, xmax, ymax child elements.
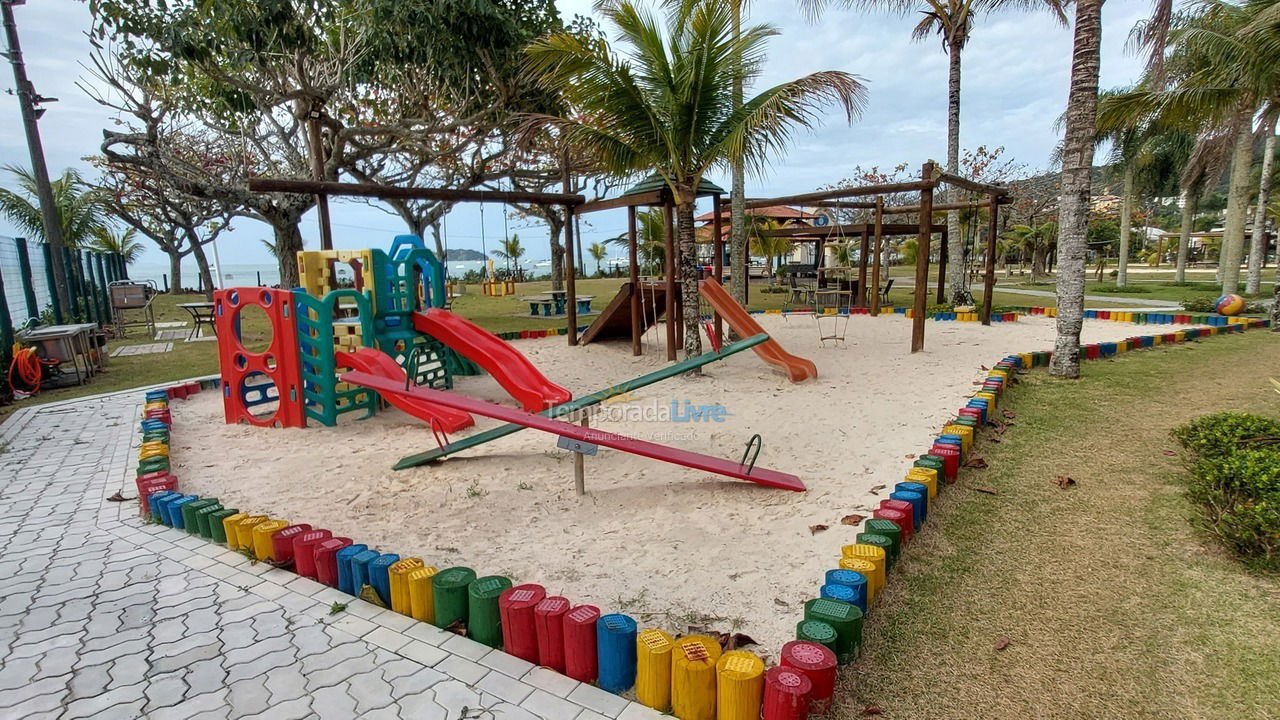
<box><xmin>0</xmin><ymin>0</ymin><xmax>1152</xmax><ymax>275</ymax></box>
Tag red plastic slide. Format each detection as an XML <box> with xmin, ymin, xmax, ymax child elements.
<box><xmin>340</xmin><ymin>370</ymin><xmax>806</xmax><ymax>491</ymax></box>
<box><xmin>335</xmin><ymin>348</ymin><xmax>474</xmax><ymax>433</ymax></box>
<box><xmin>698</xmin><ymin>278</ymin><xmax>818</xmax><ymax>382</ymax></box>
<box><xmin>411</xmin><ymin>309</ymin><xmax>572</xmax><ymax>412</ymax></box>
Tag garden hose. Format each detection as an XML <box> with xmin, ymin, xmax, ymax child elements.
<box><xmin>8</xmin><ymin>346</ymin><xmax>42</xmax><ymax>396</ymax></box>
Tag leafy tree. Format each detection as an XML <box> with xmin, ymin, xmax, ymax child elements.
<box><xmin>0</xmin><ymin>166</ymin><xmax>108</xmax><ymax>248</ymax></box>
<box><xmin>746</xmin><ymin>218</ymin><xmax>791</xmax><ymax>282</ymax></box>
<box><xmin>1004</xmin><ymin>221</ymin><xmax>1057</xmax><ymax>282</ymax></box>
<box><xmin>525</xmin><ymin>0</ymin><xmax>866</xmax><ymax>361</ymax></box>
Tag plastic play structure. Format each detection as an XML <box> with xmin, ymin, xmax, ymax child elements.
<box><xmin>213</xmin><ymin>235</ymin><xmax>805</xmax><ymax>491</ymax></box>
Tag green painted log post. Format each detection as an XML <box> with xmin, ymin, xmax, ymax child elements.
<box><xmin>431</xmin><ymin>566</ymin><xmax>476</xmax><ymax>629</ymax></box>
<box><xmin>14</xmin><ymin>238</ymin><xmax>39</xmax><ymax>321</ymax></box>
<box><xmin>804</xmin><ymin>598</ymin><xmax>863</xmax><ymax>664</ymax></box>
<box><xmin>0</xmin><ymin>264</ymin><xmax>13</xmax><ymax>384</ymax></box>
<box><xmin>394</xmin><ymin>333</ymin><xmax>771</xmax><ymax>470</ymax></box>
<box><xmin>468</xmin><ymin>575</ymin><xmax>513</xmax><ymax>648</ymax></box>
<box><xmin>94</xmin><ymin>254</ymin><xmax>109</xmax><ymax>325</ymax></box>
<box><xmin>861</xmin><ymin>519</ymin><xmax>902</xmax><ymax>562</ymax></box>
<box><xmin>41</xmin><ymin>243</ymin><xmax>62</xmax><ymax>323</ymax></box>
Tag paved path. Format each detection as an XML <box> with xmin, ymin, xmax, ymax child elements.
<box><xmin>890</xmin><ymin>277</ymin><xmax>1184</xmax><ymax>307</ymax></box>
<box><xmin>0</xmin><ymin>388</ymin><xmax>658</xmax><ymax>720</ymax></box>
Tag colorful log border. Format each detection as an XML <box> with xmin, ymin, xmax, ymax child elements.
<box><xmin>133</xmin><ymin>315</ymin><xmax>1270</xmax><ymax>719</ymax></box>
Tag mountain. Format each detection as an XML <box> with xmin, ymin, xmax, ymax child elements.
<box><xmin>442</xmin><ymin>249</ymin><xmax>488</xmax><ymax>261</ymax></box>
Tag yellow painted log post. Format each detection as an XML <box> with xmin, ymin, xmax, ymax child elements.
<box><xmin>233</xmin><ymin>515</ymin><xmax>267</xmax><ymax>551</ymax></box>
<box><xmin>907</xmin><ymin>467</ymin><xmax>938</xmax><ymax>499</ymax></box>
<box><xmin>975</xmin><ymin>390</ymin><xmax>998</xmax><ymax>410</ymax></box>
<box><xmin>407</xmin><ymin>566</ymin><xmax>439</xmax><ymax>623</ymax></box>
<box><xmin>841</xmin><ymin>545</ymin><xmax>886</xmax><ymax>599</ymax></box>
<box><xmin>251</xmin><ymin>519</ymin><xmax>289</xmax><ymax>561</ymax></box>
<box><xmin>837</xmin><ymin>557</ymin><xmax>878</xmax><ymax>605</ymax></box>
<box><xmin>636</xmin><ymin>629</ymin><xmax>674</xmax><ymax>712</ymax></box>
<box><xmin>389</xmin><ymin>558</ymin><xmax>425</xmax><ymax>616</ymax></box>
<box><xmin>221</xmin><ymin>513</ymin><xmax>248</xmax><ymax>549</ymax></box>
<box><xmin>715</xmin><ymin>651</ymin><xmax>764</xmax><ymax>720</ymax></box>
<box><xmin>671</xmin><ymin>635</ymin><xmax>721</xmax><ymax>720</ymax></box>
<box><xmin>941</xmin><ymin>424</ymin><xmax>972</xmax><ymax>454</ymax></box>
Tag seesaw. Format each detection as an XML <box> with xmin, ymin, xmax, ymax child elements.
<box><xmin>392</xmin><ymin>333</ymin><xmax>770</xmax><ymax>469</ymax></box>
<box><xmin>341</xmin><ymin>345</ymin><xmax>804</xmax><ymax>492</ymax></box>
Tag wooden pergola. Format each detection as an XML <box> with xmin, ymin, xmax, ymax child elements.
<box><xmin>745</xmin><ymin>162</ymin><xmax>1012</xmax><ymax>352</ymax></box>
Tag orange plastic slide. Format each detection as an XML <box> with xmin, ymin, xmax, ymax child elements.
<box><xmin>335</xmin><ymin>348</ymin><xmax>474</xmax><ymax>433</ymax></box>
<box><xmin>411</xmin><ymin>309</ymin><xmax>572</xmax><ymax>412</ymax></box>
<box><xmin>698</xmin><ymin>278</ymin><xmax>818</xmax><ymax>382</ymax></box>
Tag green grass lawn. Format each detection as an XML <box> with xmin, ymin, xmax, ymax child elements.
<box><xmin>834</xmin><ymin>330</ymin><xmax>1280</xmax><ymax>719</ymax></box>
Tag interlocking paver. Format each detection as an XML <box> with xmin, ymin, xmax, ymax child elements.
<box><xmin>0</xmin><ymin>389</ymin><xmax>648</xmax><ymax>720</ymax></box>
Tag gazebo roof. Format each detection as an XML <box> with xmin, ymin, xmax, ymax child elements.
<box><xmin>621</xmin><ymin>174</ymin><xmax>727</xmax><ymax>198</ymax></box>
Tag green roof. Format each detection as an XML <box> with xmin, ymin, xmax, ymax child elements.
<box><xmin>620</xmin><ymin>173</ymin><xmax>726</xmax><ymax>198</ymax></box>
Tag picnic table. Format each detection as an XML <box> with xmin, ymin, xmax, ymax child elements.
<box><xmin>522</xmin><ymin>294</ymin><xmax>595</xmax><ymax>317</ymax></box>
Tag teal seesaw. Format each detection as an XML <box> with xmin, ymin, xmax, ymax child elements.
<box><xmin>392</xmin><ymin>333</ymin><xmax>769</xmax><ymax>470</ymax></box>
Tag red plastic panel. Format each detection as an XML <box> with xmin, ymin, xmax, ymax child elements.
<box><xmin>215</xmin><ymin>288</ymin><xmax>305</xmax><ymax>428</ymax></box>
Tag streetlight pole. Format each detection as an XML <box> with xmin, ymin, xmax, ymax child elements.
<box><xmin>2</xmin><ymin>0</ymin><xmax>71</xmax><ymax>318</ymax></box>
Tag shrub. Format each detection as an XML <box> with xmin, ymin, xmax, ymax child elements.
<box><xmin>926</xmin><ymin>302</ymin><xmax>955</xmax><ymax>314</ymax></box>
<box><xmin>1091</xmin><ymin>283</ymin><xmax>1152</xmax><ymax>294</ymax></box>
<box><xmin>1181</xmin><ymin>295</ymin><xmax>1267</xmax><ymax>314</ymax></box>
<box><xmin>1174</xmin><ymin>412</ymin><xmax>1280</xmax><ymax>571</ymax></box>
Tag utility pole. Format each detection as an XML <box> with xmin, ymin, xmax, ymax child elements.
<box><xmin>2</xmin><ymin>0</ymin><xmax>71</xmax><ymax>317</ymax></box>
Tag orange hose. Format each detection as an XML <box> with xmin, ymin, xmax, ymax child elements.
<box><xmin>8</xmin><ymin>347</ymin><xmax>42</xmax><ymax>395</ymax></box>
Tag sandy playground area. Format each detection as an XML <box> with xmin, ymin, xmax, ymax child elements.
<box><xmin>173</xmin><ymin>313</ymin><xmax>1191</xmax><ymax>653</ymax></box>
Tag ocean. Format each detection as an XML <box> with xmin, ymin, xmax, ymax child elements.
<box><xmin>128</xmin><ymin>259</ymin><xmax>514</xmax><ymax>291</ymax></box>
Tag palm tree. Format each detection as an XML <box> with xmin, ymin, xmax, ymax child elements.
<box><xmin>801</xmin><ymin>0</ymin><xmax>1065</xmax><ymax>306</ymax></box>
<box><xmin>1004</xmin><ymin>221</ymin><xmax>1056</xmax><ymax>282</ymax></box>
<box><xmin>1050</xmin><ymin>0</ymin><xmax>1102</xmax><ymax>379</ymax></box>
<box><xmin>746</xmin><ymin>218</ymin><xmax>791</xmax><ymax>281</ymax></box>
<box><xmin>526</xmin><ymin>1</ymin><xmax>866</xmax><ymax>361</ymax></box>
<box><xmin>494</xmin><ymin>234</ymin><xmax>526</xmax><ymax>280</ymax></box>
<box><xmin>0</xmin><ymin>166</ymin><xmax>108</xmax><ymax>248</ymax></box>
<box><xmin>87</xmin><ymin>226</ymin><xmax>144</xmax><ymax>265</ymax></box>
<box><xmin>589</xmin><ymin>241</ymin><xmax>608</xmax><ymax>276</ymax></box>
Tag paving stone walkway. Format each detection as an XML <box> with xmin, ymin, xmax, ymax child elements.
<box><xmin>112</xmin><ymin>343</ymin><xmax>174</xmax><ymax>357</ymax></box>
<box><xmin>0</xmin><ymin>387</ymin><xmax>658</xmax><ymax>720</ymax></box>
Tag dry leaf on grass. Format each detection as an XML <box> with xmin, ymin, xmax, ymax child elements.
<box><xmin>994</xmin><ymin>636</ymin><xmax>1011</xmax><ymax>651</ymax></box>
<box><xmin>1163</xmin><ymin>450</ymin><xmax>1177</xmax><ymax>456</ymax></box>
<box><xmin>1054</xmin><ymin>475</ymin><xmax>1076</xmax><ymax>489</ymax></box>
<box><xmin>989</xmin><ymin>437</ymin><xmax>1002</xmax><ymax>443</ymax></box>
<box><xmin>773</xmin><ymin>598</ymin><xmax>790</xmax><ymax>607</ymax></box>
<box><xmin>972</xmin><ymin>485</ymin><xmax>1000</xmax><ymax>495</ymax></box>
<box><xmin>840</xmin><ymin>514</ymin><xmax>865</xmax><ymax>526</ymax></box>
<box><xmin>1003</xmin><ymin>409</ymin><xmax>1016</xmax><ymax>419</ymax></box>
<box><xmin>809</xmin><ymin>524</ymin><xmax>829</xmax><ymax>535</ymax></box>
<box><xmin>964</xmin><ymin>456</ymin><xmax>989</xmax><ymax>469</ymax></box>
<box><xmin>863</xmin><ymin>707</ymin><xmax>884</xmax><ymax>716</ymax></box>
<box><xmin>869</xmin><ymin>484</ymin><xmax>887</xmax><ymax>495</ymax></box>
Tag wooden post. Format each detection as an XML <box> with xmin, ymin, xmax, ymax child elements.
<box><xmin>712</xmin><ymin>193</ymin><xmax>724</xmax><ymax>346</ymax></box>
<box><xmin>629</xmin><ymin>205</ymin><xmax>641</xmax><ymax>356</ymax></box>
<box><xmin>871</xmin><ymin>198</ymin><xmax>884</xmax><ymax>315</ymax></box>
<box><xmin>856</xmin><ymin>226</ymin><xmax>870</xmax><ymax>307</ymax></box>
<box><xmin>912</xmin><ymin>163</ymin><xmax>935</xmax><ymax>353</ymax></box>
<box><xmin>935</xmin><ymin>228</ymin><xmax>947</xmax><ymax>305</ymax></box>
<box><xmin>982</xmin><ymin>194</ymin><xmax>999</xmax><ymax>325</ymax></box>
<box><xmin>306</xmin><ymin>110</ymin><xmax>334</xmax><ymax>251</ymax></box>
<box><xmin>663</xmin><ymin>199</ymin><xmax>677</xmax><ymax>361</ymax></box>
<box><xmin>564</xmin><ymin>204</ymin><xmax>579</xmax><ymax>345</ymax></box>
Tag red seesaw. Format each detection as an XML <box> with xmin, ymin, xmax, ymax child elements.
<box><xmin>340</xmin><ymin>370</ymin><xmax>806</xmax><ymax>492</ymax></box>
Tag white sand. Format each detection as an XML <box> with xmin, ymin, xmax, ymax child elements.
<box><xmin>172</xmin><ymin>314</ymin><xmax>1188</xmax><ymax>652</ymax></box>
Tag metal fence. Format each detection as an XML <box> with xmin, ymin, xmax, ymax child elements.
<box><xmin>1</xmin><ymin>235</ymin><xmax>127</xmax><ymax>393</ymax></box>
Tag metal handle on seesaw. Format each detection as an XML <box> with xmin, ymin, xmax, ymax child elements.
<box><xmin>739</xmin><ymin>434</ymin><xmax>762</xmax><ymax>475</ymax></box>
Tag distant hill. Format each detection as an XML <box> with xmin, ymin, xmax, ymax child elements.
<box><xmin>442</xmin><ymin>249</ymin><xmax>488</xmax><ymax>261</ymax></box>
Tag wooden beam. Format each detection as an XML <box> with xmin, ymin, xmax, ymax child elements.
<box><xmin>763</xmin><ymin>223</ymin><xmax>942</xmax><ymax>239</ymax></box>
<box><xmin>743</xmin><ymin>181</ymin><xmax>935</xmax><ymax>209</ymax></box>
<box><xmin>856</xmin><ymin>225</ymin><xmax>870</xmax><ymax>307</ymax></box>
<box><xmin>629</xmin><ymin>205</ymin><xmax>641</xmax><ymax>356</ymax></box>
<box><xmin>247</xmin><ymin>178</ymin><xmax>586</xmax><ymax>206</ymax></box>
<box><xmin>870</xmin><ymin>197</ymin><xmax>883</xmax><ymax>315</ymax></box>
<box><xmin>577</xmin><ymin>190</ymin><xmax>664</xmax><ymax>214</ymax></box>
<box><xmin>808</xmin><ymin>200</ymin><xmax>878</xmax><ymax>209</ymax></box>
<box><xmin>935</xmin><ymin>171</ymin><xmax>1009</xmax><ymax>196</ymax></box>
<box><xmin>911</xmin><ymin>163</ymin><xmax>934</xmax><ymax>353</ymax></box>
<box><xmin>982</xmin><ymin>195</ymin><xmax>999</xmax><ymax>326</ymax></box>
<box><xmin>882</xmin><ymin>196</ymin><xmax>1013</xmax><ymax>215</ymax></box>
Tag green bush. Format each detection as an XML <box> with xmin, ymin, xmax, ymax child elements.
<box><xmin>1181</xmin><ymin>295</ymin><xmax>1267</xmax><ymax>314</ymax></box>
<box><xmin>926</xmin><ymin>302</ymin><xmax>955</xmax><ymax>314</ymax></box>
<box><xmin>1092</xmin><ymin>283</ymin><xmax>1152</xmax><ymax>294</ymax></box>
<box><xmin>1174</xmin><ymin>412</ymin><xmax>1280</xmax><ymax>571</ymax></box>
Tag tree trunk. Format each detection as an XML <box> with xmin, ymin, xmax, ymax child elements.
<box><xmin>1220</xmin><ymin>107</ymin><xmax>1256</xmax><ymax>293</ymax></box>
<box><xmin>188</xmin><ymin>235</ymin><xmax>216</xmax><ymax>301</ymax></box>
<box><xmin>1272</xmin><ymin>251</ymin><xmax>1280</xmax><ymax>331</ymax></box>
<box><xmin>1051</xmin><ymin>0</ymin><xmax>1102</xmax><ymax>379</ymax></box>
<box><xmin>1246</xmin><ymin>126</ymin><xmax>1276</xmax><ymax>295</ymax></box>
<box><xmin>548</xmin><ymin>217</ymin><xmax>565</xmax><ymax>291</ymax></box>
<box><xmin>274</xmin><ymin>222</ymin><xmax>304</xmax><ymax>290</ymax></box>
<box><xmin>429</xmin><ymin>220</ymin><xmax>446</xmax><ymax>260</ymax></box>
<box><xmin>729</xmin><ymin>2</ymin><xmax>747</xmax><ymax>306</ymax></box>
<box><xmin>676</xmin><ymin>197</ymin><xmax>703</xmax><ymax>364</ymax></box>
<box><xmin>945</xmin><ymin>40</ymin><xmax>969</xmax><ymax>305</ymax></box>
<box><xmin>1175</xmin><ymin>188</ymin><xmax>1197</xmax><ymax>283</ymax></box>
<box><xmin>166</xmin><ymin>250</ymin><xmax>183</xmax><ymax>294</ymax></box>
<box><xmin>1117</xmin><ymin>163</ymin><xmax>1134</xmax><ymax>287</ymax></box>
<box><xmin>1031</xmin><ymin>244</ymin><xmax>1048</xmax><ymax>282</ymax></box>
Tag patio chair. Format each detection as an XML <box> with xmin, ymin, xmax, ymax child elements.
<box><xmin>879</xmin><ymin>278</ymin><xmax>895</xmax><ymax>305</ymax></box>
